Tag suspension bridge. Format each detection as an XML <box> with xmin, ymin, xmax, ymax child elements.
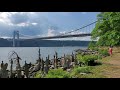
<box><xmin>12</xmin><ymin>21</ymin><xmax>97</xmax><ymax>47</ymax></box>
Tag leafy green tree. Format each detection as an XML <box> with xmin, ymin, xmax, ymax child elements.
<box><xmin>92</xmin><ymin>12</ymin><xmax>120</xmax><ymax>46</ymax></box>
<box><xmin>88</xmin><ymin>41</ymin><xmax>98</xmax><ymax>50</ymax></box>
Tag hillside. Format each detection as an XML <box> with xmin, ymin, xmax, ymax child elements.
<box><xmin>0</xmin><ymin>38</ymin><xmax>93</xmax><ymax>47</ymax></box>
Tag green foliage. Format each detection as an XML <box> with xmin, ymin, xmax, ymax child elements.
<box><xmin>88</xmin><ymin>41</ymin><xmax>98</xmax><ymax>50</ymax></box>
<box><xmin>45</xmin><ymin>68</ymin><xmax>71</xmax><ymax>78</ymax></box>
<box><xmin>76</xmin><ymin>54</ymin><xmax>98</xmax><ymax>66</ymax></box>
<box><xmin>98</xmin><ymin>54</ymin><xmax>102</xmax><ymax>60</ymax></box>
<box><xmin>92</xmin><ymin>12</ymin><xmax>120</xmax><ymax>46</ymax></box>
<box><xmin>34</xmin><ymin>71</ymin><xmax>42</xmax><ymax>78</ymax></box>
<box><xmin>70</xmin><ymin>66</ymin><xmax>92</xmax><ymax>77</ymax></box>
<box><xmin>98</xmin><ymin>49</ymin><xmax>109</xmax><ymax>57</ymax></box>
<box><xmin>93</xmin><ymin>47</ymin><xmax>99</xmax><ymax>51</ymax></box>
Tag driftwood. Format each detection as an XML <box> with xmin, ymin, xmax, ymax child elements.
<box><xmin>0</xmin><ymin>48</ymin><xmax>80</xmax><ymax>78</ymax></box>
<box><xmin>0</xmin><ymin>61</ymin><xmax>9</xmax><ymax>78</ymax></box>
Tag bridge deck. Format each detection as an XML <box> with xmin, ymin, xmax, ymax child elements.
<box><xmin>23</xmin><ymin>33</ymin><xmax>91</xmax><ymax>40</ymax></box>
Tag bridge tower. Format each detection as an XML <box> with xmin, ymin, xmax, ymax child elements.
<box><xmin>13</xmin><ymin>30</ymin><xmax>20</xmax><ymax>47</ymax></box>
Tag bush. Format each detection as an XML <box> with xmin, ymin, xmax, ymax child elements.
<box><xmin>76</xmin><ymin>54</ymin><xmax>98</xmax><ymax>66</ymax></box>
<box><xmin>34</xmin><ymin>71</ymin><xmax>42</xmax><ymax>78</ymax></box>
<box><xmin>88</xmin><ymin>41</ymin><xmax>98</xmax><ymax>51</ymax></box>
<box><xmin>70</xmin><ymin>66</ymin><xmax>91</xmax><ymax>77</ymax></box>
<box><xmin>98</xmin><ymin>49</ymin><xmax>109</xmax><ymax>57</ymax></box>
<box><xmin>93</xmin><ymin>47</ymin><xmax>99</xmax><ymax>51</ymax></box>
<box><xmin>45</xmin><ymin>68</ymin><xmax>71</xmax><ymax>78</ymax></box>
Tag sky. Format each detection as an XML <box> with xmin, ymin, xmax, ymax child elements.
<box><xmin>0</xmin><ymin>12</ymin><xmax>100</xmax><ymax>40</ymax></box>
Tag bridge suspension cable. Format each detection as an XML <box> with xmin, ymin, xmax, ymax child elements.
<box><xmin>17</xmin><ymin>20</ymin><xmax>97</xmax><ymax>39</ymax></box>
<box><xmin>19</xmin><ymin>33</ymin><xmax>34</xmax><ymax>37</ymax></box>
<box><xmin>59</xmin><ymin>21</ymin><xmax>97</xmax><ymax>35</ymax></box>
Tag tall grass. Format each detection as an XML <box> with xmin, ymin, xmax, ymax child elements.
<box><xmin>45</xmin><ymin>68</ymin><xmax>71</xmax><ymax>78</ymax></box>
<box><xmin>70</xmin><ymin>66</ymin><xmax>92</xmax><ymax>78</ymax></box>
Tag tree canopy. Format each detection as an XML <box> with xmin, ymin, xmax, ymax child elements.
<box><xmin>91</xmin><ymin>12</ymin><xmax>120</xmax><ymax>46</ymax></box>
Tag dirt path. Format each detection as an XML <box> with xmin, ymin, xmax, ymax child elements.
<box><xmin>101</xmin><ymin>49</ymin><xmax>120</xmax><ymax>78</ymax></box>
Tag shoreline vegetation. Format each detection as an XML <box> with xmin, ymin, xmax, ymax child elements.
<box><xmin>0</xmin><ymin>45</ymin><xmax>116</xmax><ymax>78</ymax></box>
<box><xmin>1</xmin><ymin>12</ymin><xmax>120</xmax><ymax>78</ymax></box>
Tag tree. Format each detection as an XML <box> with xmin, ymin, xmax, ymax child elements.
<box><xmin>91</xmin><ymin>12</ymin><xmax>120</xmax><ymax>46</ymax></box>
<box><xmin>88</xmin><ymin>41</ymin><xmax>97</xmax><ymax>50</ymax></box>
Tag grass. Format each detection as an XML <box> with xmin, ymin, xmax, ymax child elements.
<box><xmin>34</xmin><ymin>47</ymin><xmax>120</xmax><ymax>78</ymax></box>
<box><xmin>45</xmin><ymin>68</ymin><xmax>71</xmax><ymax>78</ymax></box>
<box><xmin>70</xmin><ymin>66</ymin><xmax>92</xmax><ymax>78</ymax></box>
<box><xmin>77</xmin><ymin>47</ymin><xmax>120</xmax><ymax>78</ymax></box>
<box><xmin>34</xmin><ymin>71</ymin><xmax>42</xmax><ymax>78</ymax></box>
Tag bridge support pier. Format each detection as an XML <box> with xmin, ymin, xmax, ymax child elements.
<box><xmin>13</xmin><ymin>30</ymin><xmax>19</xmax><ymax>47</ymax></box>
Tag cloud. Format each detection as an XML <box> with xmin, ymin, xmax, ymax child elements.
<box><xmin>10</xmin><ymin>13</ymin><xmax>29</xmax><ymax>24</ymax></box>
<box><xmin>47</xmin><ymin>27</ymin><xmax>60</xmax><ymax>36</ymax></box>
<box><xmin>81</xmin><ymin>12</ymin><xmax>87</xmax><ymax>14</ymax></box>
<box><xmin>0</xmin><ymin>12</ymin><xmax>11</xmax><ymax>24</ymax></box>
<box><xmin>0</xmin><ymin>12</ymin><xmax>95</xmax><ymax>41</ymax></box>
<box><xmin>31</xmin><ymin>23</ymin><xmax>38</xmax><ymax>26</ymax></box>
<box><xmin>0</xmin><ymin>12</ymin><xmax>56</xmax><ymax>37</ymax></box>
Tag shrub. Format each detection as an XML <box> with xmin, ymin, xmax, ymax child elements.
<box><xmin>70</xmin><ymin>66</ymin><xmax>91</xmax><ymax>77</ymax></box>
<box><xmin>76</xmin><ymin>54</ymin><xmax>98</xmax><ymax>66</ymax></box>
<box><xmin>98</xmin><ymin>49</ymin><xmax>109</xmax><ymax>57</ymax></box>
<box><xmin>98</xmin><ymin>54</ymin><xmax>102</xmax><ymax>60</ymax></box>
<box><xmin>93</xmin><ymin>47</ymin><xmax>99</xmax><ymax>51</ymax></box>
<box><xmin>83</xmin><ymin>55</ymin><xmax>98</xmax><ymax>65</ymax></box>
<box><xmin>88</xmin><ymin>41</ymin><xmax>98</xmax><ymax>51</ymax></box>
<box><xmin>34</xmin><ymin>71</ymin><xmax>42</xmax><ymax>78</ymax></box>
<box><xmin>45</xmin><ymin>68</ymin><xmax>71</xmax><ymax>78</ymax></box>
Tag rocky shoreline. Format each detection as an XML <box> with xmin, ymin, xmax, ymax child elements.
<box><xmin>0</xmin><ymin>48</ymin><xmax>96</xmax><ymax>78</ymax></box>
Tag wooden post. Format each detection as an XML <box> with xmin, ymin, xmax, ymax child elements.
<box><xmin>0</xmin><ymin>61</ymin><xmax>4</xmax><ymax>78</ymax></box>
<box><xmin>16</xmin><ymin>56</ymin><xmax>21</xmax><ymax>78</ymax></box>
<box><xmin>55</xmin><ymin>52</ymin><xmax>58</xmax><ymax>69</ymax></box>
<box><xmin>74</xmin><ymin>54</ymin><xmax>78</xmax><ymax>65</ymax></box>
<box><xmin>38</xmin><ymin>47</ymin><xmax>41</xmax><ymax>60</ymax></box>
<box><xmin>45</xmin><ymin>57</ymin><xmax>49</xmax><ymax>74</ymax></box>
<box><xmin>41</xmin><ymin>58</ymin><xmax>44</xmax><ymax>74</ymax></box>
<box><xmin>48</xmin><ymin>55</ymin><xmax>50</xmax><ymax>65</ymax></box>
<box><xmin>24</xmin><ymin>61</ymin><xmax>29</xmax><ymax>78</ymax></box>
<box><xmin>0</xmin><ymin>61</ymin><xmax>8</xmax><ymax>78</ymax></box>
<box><xmin>10</xmin><ymin>59</ymin><xmax>13</xmax><ymax>78</ymax></box>
<box><xmin>72</xmin><ymin>52</ymin><xmax>74</xmax><ymax>62</ymax></box>
<box><xmin>63</xmin><ymin>54</ymin><xmax>67</xmax><ymax>70</ymax></box>
<box><xmin>53</xmin><ymin>55</ymin><xmax>56</xmax><ymax>69</ymax></box>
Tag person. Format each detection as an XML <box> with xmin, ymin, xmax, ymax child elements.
<box><xmin>109</xmin><ymin>46</ymin><xmax>113</xmax><ymax>56</ymax></box>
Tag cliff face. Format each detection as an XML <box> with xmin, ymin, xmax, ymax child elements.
<box><xmin>0</xmin><ymin>38</ymin><xmax>94</xmax><ymax>47</ymax></box>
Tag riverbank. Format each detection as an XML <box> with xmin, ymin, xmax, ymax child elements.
<box><xmin>0</xmin><ymin>46</ymin><xmax>119</xmax><ymax>78</ymax></box>
<box><xmin>36</xmin><ymin>46</ymin><xmax>120</xmax><ymax>78</ymax></box>
<box><xmin>93</xmin><ymin>47</ymin><xmax>120</xmax><ymax>78</ymax></box>
<box><xmin>34</xmin><ymin>48</ymin><xmax>100</xmax><ymax>78</ymax></box>
<box><xmin>75</xmin><ymin>47</ymin><xmax>120</xmax><ymax>78</ymax></box>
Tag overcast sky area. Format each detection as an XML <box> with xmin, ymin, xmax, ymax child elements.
<box><xmin>0</xmin><ymin>12</ymin><xmax>100</xmax><ymax>40</ymax></box>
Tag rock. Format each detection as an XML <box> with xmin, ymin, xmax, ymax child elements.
<box><xmin>50</xmin><ymin>65</ymin><xmax>54</xmax><ymax>69</ymax></box>
<box><xmin>60</xmin><ymin>67</ymin><xmax>64</xmax><ymax>69</ymax></box>
<box><xmin>67</xmin><ymin>69</ymin><xmax>71</xmax><ymax>72</ymax></box>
